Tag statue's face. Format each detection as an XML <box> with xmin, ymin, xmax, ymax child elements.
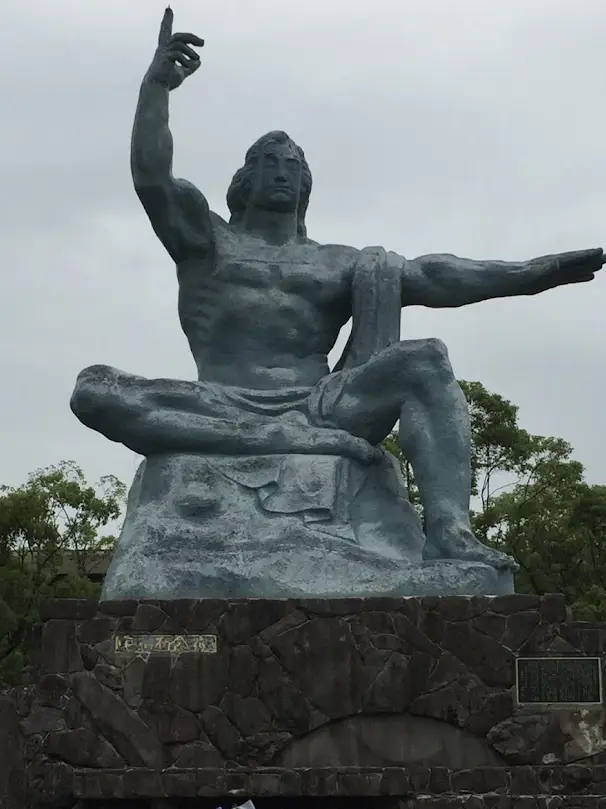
<box><xmin>248</xmin><ymin>140</ymin><xmax>302</xmax><ymax>212</ymax></box>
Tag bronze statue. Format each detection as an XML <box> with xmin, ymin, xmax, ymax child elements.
<box><xmin>71</xmin><ymin>10</ymin><xmax>604</xmax><ymax>599</ymax></box>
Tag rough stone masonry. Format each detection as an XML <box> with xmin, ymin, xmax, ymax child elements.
<box><xmin>5</xmin><ymin>595</ymin><xmax>605</xmax><ymax>807</ymax></box>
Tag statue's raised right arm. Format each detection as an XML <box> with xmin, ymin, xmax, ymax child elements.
<box><xmin>131</xmin><ymin>8</ymin><xmax>211</xmax><ymax>263</ymax></box>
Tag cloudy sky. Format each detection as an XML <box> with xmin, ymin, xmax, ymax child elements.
<box><xmin>1</xmin><ymin>0</ymin><xmax>605</xmax><ymax>498</ymax></box>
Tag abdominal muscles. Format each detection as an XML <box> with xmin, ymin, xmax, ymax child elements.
<box><xmin>177</xmin><ymin>272</ymin><xmax>334</xmax><ymax>390</ymax></box>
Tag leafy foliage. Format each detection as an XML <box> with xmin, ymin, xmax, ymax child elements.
<box><xmin>383</xmin><ymin>381</ymin><xmax>606</xmax><ymax>619</ymax></box>
<box><xmin>382</xmin><ymin>432</ymin><xmax>422</xmax><ymax>517</ymax></box>
<box><xmin>0</xmin><ymin>461</ymin><xmax>126</xmax><ymax>686</ymax></box>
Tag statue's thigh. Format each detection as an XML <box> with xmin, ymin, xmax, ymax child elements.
<box><xmin>329</xmin><ymin>340</ymin><xmax>430</xmax><ymax>443</ymax></box>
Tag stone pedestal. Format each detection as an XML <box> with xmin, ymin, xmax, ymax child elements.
<box><xmin>0</xmin><ymin>694</ymin><xmax>25</xmax><ymax>809</ymax></box>
<box><xmin>13</xmin><ymin>595</ymin><xmax>606</xmax><ymax>807</ymax></box>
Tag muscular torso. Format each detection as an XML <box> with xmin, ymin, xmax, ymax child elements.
<box><xmin>177</xmin><ymin>217</ymin><xmax>357</xmax><ymax>390</ymax></box>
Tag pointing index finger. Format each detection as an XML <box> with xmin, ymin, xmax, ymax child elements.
<box><xmin>158</xmin><ymin>7</ymin><xmax>173</xmax><ymax>47</ymax></box>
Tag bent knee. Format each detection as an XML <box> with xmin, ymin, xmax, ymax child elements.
<box><xmin>418</xmin><ymin>337</ymin><xmax>450</xmax><ymax>365</ymax></box>
<box><xmin>70</xmin><ymin>365</ymin><xmax>139</xmax><ymax>425</ymax></box>
<box><xmin>74</xmin><ymin>363</ymin><xmax>120</xmax><ymax>390</ymax></box>
<box><xmin>400</xmin><ymin>338</ymin><xmax>453</xmax><ymax>384</ymax></box>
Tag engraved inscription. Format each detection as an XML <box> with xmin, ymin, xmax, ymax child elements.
<box><xmin>114</xmin><ymin>634</ymin><xmax>217</xmax><ymax>655</ymax></box>
<box><xmin>517</xmin><ymin>657</ymin><xmax>602</xmax><ymax>704</ymax></box>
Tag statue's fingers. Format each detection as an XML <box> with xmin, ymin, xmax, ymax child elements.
<box><xmin>568</xmin><ymin>273</ymin><xmax>594</xmax><ymax>284</ymax></box>
<box><xmin>560</xmin><ymin>248</ymin><xmax>598</xmax><ymax>265</ymax></box>
<box><xmin>170</xmin><ymin>32</ymin><xmax>205</xmax><ymax>47</ymax></box>
<box><xmin>582</xmin><ymin>247</ymin><xmax>604</xmax><ymax>268</ymax></box>
<box><xmin>592</xmin><ymin>248</ymin><xmax>605</xmax><ymax>269</ymax></box>
<box><xmin>158</xmin><ymin>7</ymin><xmax>174</xmax><ymax>46</ymax></box>
<box><xmin>581</xmin><ymin>247</ymin><xmax>603</xmax><ymax>265</ymax></box>
<box><xmin>579</xmin><ymin>249</ymin><xmax>603</xmax><ymax>271</ymax></box>
<box><xmin>556</xmin><ymin>249</ymin><xmax>602</xmax><ymax>278</ymax></box>
<box><xmin>166</xmin><ymin>50</ymin><xmax>196</xmax><ymax>69</ymax></box>
<box><xmin>166</xmin><ymin>41</ymin><xmax>200</xmax><ymax>60</ymax></box>
<box><xmin>184</xmin><ymin>59</ymin><xmax>202</xmax><ymax>76</ymax></box>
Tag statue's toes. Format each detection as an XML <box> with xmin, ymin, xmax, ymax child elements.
<box><xmin>476</xmin><ymin>546</ymin><xmax>518</xmax><ymax>572</ymax></box>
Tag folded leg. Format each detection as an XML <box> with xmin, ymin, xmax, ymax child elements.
<box><xmin>327</xmin><ymin>340</ymin><xmax>516</xmax><ymax>571</ymax></box>
<box><xmin>70</xmin><ymin>364</ymin><xmax>378</xmax><ymax>462</ymax></box>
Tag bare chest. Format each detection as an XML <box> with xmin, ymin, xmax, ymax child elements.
<box><xmin>212</xmin><ymin>232</ymin><xmax>350</xmax><ymax>308</ymax></box>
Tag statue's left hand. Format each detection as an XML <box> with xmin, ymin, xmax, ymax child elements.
<box><xmin>530</xmin><ymin>247</ymin><xmax>605</xmax><ymax>291</ymax></box>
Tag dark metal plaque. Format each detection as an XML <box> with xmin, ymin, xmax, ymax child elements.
<box><xmin>114</xmin><ymin>633</ymin><xmax>217</xmax><ymax>655</ymax></box>
<box><xmin>516</xmin><ymin>657</ymin><xmax>602</xmax><ymax>705</ymax></box>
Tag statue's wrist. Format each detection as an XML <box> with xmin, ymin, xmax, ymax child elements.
<box><xmin>141</xmin><ymin>70</ymin><xmax>171</xmax><ymax>91</ymax></box>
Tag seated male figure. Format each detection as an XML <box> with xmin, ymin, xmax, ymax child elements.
<box><xmin>72</xmin><ymin>10</ymin><xmax>605</xmax><ymax>584</ymax></box>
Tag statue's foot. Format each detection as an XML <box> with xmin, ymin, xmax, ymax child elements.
<box><xmin>425</xmin><ymin>518</ymin><xmax>518</xmax><ymax>572</ymax></box>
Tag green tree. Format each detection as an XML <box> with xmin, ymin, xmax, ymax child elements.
<box><xmin>482</xmin><ymin>441</ymin><xmax>606</xmax><ymax>618</ymax></box>
<box><xmin>0</xmin><ymin>461</ymin><xmax>126</xmax><ymax>686</ymax></box>
<box><xmin>383</xmin><ymin>381</ymin><xmax>606</xmax><ymax>619</ymax></box>
<box><xmin>459</xmin><ymin>380</ymin><xmax>533</xmax><ymax>520</ymax></box>
<box><xmin>382</xmin><ymin>432</ymin><xmax>422</xmax><ymax>516</ymax></box>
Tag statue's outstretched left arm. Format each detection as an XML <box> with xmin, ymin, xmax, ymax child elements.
<box><xmin>400</xmin><ymin>248</ymin><xmax>604</xmax><ymax>308</ymax></box>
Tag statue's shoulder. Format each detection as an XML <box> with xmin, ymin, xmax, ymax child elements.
<box><xmin>315</xmin><ymin>242</ymin><xmax>360</xmax><ymax>278</ymax></box>
<box><xmin>208</xmin><ymin>213</ymin><xmax>244</xmax><ymax>252</ymax></box>
<box><xmin>209</xmin><ymin>211</ymin><xmax>230</xmax><ymax>234</ymax></box>
<box><xmin>316</xmin><ymin>241</ymin><xmax>358</xmax><ymax>258</ymax></box>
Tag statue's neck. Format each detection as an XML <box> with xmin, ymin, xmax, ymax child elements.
<box><xmin>241</xmin><ymin>207</ymin><xmax>299</xmax><ymax>245</ymax></box>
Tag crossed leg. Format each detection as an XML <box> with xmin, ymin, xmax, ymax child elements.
<box><xmin>70</xmin><ymin>364</ymin><xmax>378</xmax><ymax>463</ymax></box>
<box><xmin>327</xmin><ymin>338</ymin><xmax>515</xmax><ymax>570</ymax></box>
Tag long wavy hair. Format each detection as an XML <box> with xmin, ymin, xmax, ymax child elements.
<box><xmin>226</xmin><ymin>131</ymin><xmax>312</xmax><ymax>239</ymax></box>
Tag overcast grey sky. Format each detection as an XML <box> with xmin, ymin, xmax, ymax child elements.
<box><xmin>1</xmin><ymin>0</ymin><xmax>605</xmax><ymax>495</ymax></box>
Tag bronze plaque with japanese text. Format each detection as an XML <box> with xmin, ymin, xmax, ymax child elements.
<box><xmin>516</xmin><ymin>657</ymin><xmax>602</xmax><ymax>704</ymax></box>
<box><xmin>114</xmin><ymin>633</ymin><xmax>217</xmax><ymax>655</ymax></box>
